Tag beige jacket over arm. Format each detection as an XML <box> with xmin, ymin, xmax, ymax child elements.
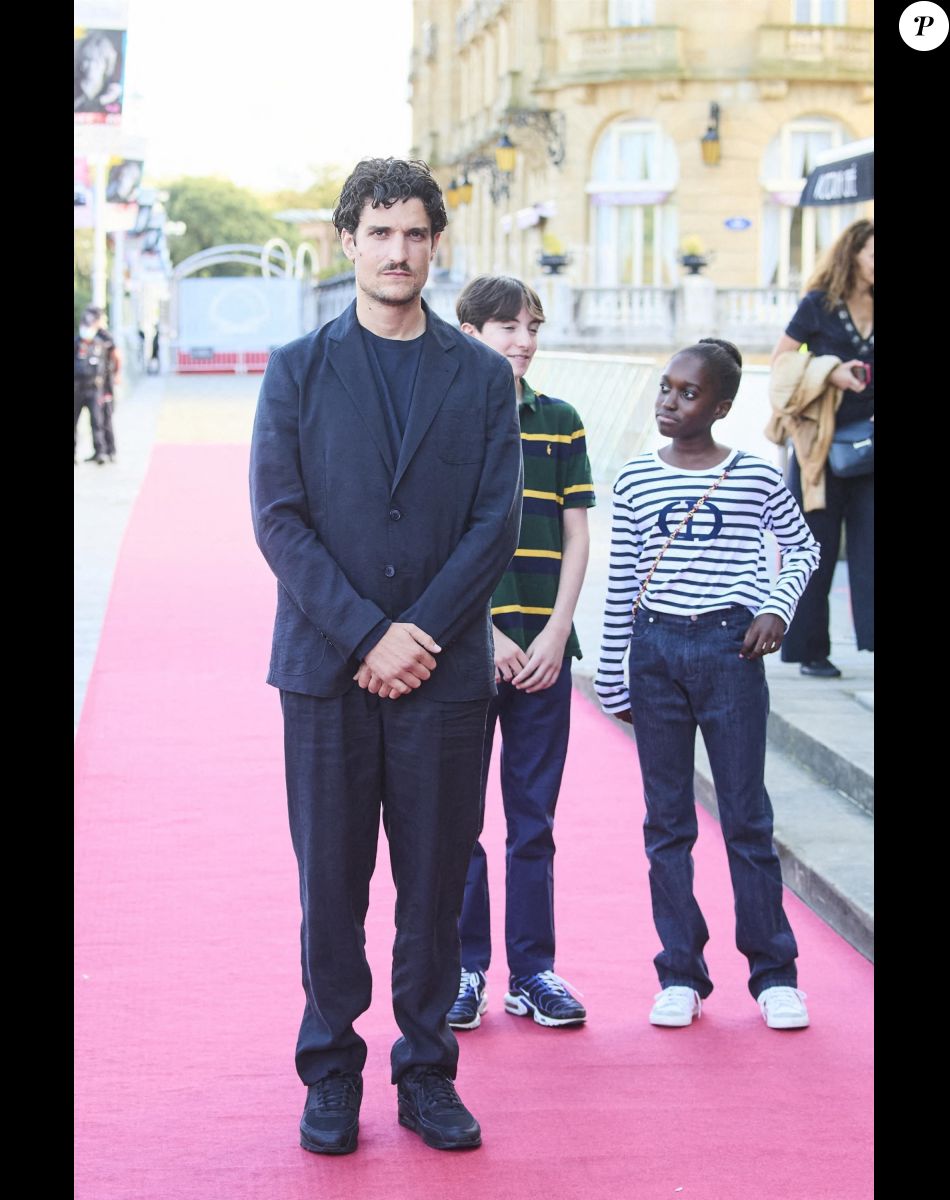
<box><xmin>765</xmin><ymin>351</ymin><xmax>842</xmax><ymax>512</ymax></box>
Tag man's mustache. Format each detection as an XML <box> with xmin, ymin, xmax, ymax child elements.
<box><xmin>380</xmin><ymin>262</ymin><xmax>411</xmax><ymax>272</ymax></box>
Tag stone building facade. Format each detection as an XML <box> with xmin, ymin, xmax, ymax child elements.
<box><xmin>409</xmin><ymin>0</ymin><xmax>873</xmax><ymax>295</ymax></box>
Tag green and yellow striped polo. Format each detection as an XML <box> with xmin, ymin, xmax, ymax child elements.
<box><xmin>491</xmin><ymin>379</ymin><xmax>596</xmax><ymax>659</ymax></box>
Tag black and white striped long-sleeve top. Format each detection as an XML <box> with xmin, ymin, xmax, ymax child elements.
<box><xmin>593</xmin><ymin>450</ymin><xmax>820</xmax><ymax>713</ymax></box>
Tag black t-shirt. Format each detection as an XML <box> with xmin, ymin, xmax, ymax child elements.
<box><xmin>360</xmin><ymin>325</ymin><xmax>425</xmax><ymax>460</ymax></box>
<box><xmin>785</xmin><ymin>289</ymin><xmax>873</xmax><ymax>427</ymax></box>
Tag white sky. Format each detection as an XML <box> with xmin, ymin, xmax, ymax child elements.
<box><xmin>118</xmin><ymin>0</ymin><xmax>414</xmax><ymax>193</ymax></box>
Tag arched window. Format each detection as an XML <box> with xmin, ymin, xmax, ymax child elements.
<box><xmin>760</xmin><ymin>116</ymin><xmax>860</xmax><ymax>288</ymax></box>
<box><xmin>587</xmin><ymin>118</ymin><xmax>679</xmax><ymax>286</ymax></box>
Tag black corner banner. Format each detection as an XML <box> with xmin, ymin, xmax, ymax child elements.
<box><xmin>799</xmin><ymin>152</ymin><xmax>874</xmax><ymax>207</ymax></box>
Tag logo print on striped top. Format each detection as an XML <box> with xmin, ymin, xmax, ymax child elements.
<box><xmin>657</xmin><ymin>499</ymin><xmax>724</xmax><ymax>541</ymax></box>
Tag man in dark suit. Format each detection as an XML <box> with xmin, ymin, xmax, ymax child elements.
<box><xmin>250</xmin><ymin>159</ymin><xmax>523</xmax><ymax>1155</ymax></box>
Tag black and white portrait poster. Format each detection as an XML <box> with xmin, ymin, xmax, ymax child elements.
<box><xmin>74</xmin><ymin>27</ymin><xmax>127</xmax><ymax>123</ymax></box>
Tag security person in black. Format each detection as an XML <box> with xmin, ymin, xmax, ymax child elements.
<box><xmin>75</xmin><ymin>306</ymin><xmax>119</xmax><ymax>465</ymax></box>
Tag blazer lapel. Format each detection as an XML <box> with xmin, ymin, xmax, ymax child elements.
<box><xmin>326</xmin><ymin>302</ymin><xmax>396</xmax><ymax>478</ymax></box>
<box><xmin>392</xmin><ymin>308</ymin><xmax>459</xmax><ymax>493</ymax></box>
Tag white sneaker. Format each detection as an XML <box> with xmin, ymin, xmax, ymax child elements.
<box><xmin>649</xmin><ymin>986</ymin><xmax>702</xmax><ymax>1027</ymax></box>
<box><xmin>757</xmin><ymin>986</ymin><xmax>810</xmax><ymax>1029</ymax></box>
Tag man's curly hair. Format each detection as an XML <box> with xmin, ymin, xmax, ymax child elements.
<box><xmin>332</xmin><ymin>158</ymin><xmax>447</xmax><ymax>237</ymax></box>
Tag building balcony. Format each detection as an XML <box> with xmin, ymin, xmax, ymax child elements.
<box><xmin>314</xmin><ymin>277</ymin><xmax>799</xmax><ymax>353</ymax></box>
<box><xmin>556</xmin><ymin>25</ymin><xmax>685</xmax><ymax>82</ymax></box>
<box><xmin>756</xmin><ymin>25</ymin><xmax>873</xmax><ymax>79</ymax></box>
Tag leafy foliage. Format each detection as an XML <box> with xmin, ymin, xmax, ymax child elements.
<box><xmin>74</xmin><ymin>229</ymin><xmax>94</xmax><ymax>329</ymax></box>
<box><xmin>267</xmin><ymin>164</ymin><xmax>346</xmax><ymax>215</ymax></box>
<box><xmin>164</xmin><ymin>177</ymin><xmax>294</xmax><ymax>275</ymax></box>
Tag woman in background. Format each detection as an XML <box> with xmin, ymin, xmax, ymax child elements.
<box><xmin>769</xmin><ymin>219</ymin><xmax>873</xmax><ymax>677</ymax></box>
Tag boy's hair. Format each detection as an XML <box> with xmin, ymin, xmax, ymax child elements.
<box><xmin>455</xmin><ymin>275</ymin><xmax>545</xmax><ymax>331</ymax></box>
<box><xmin>687</xmin><ymin>337</ymin><xmax>743</xmax><ymax>402</ymax></box>
<box><xmin>332</xmin><ymin>158</ymin><xmax>447</xmax><ymax>237</ymax></box>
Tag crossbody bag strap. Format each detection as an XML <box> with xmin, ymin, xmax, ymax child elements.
<box><xmin>631</xmin><ymin>452</ymin><xmax>745</xmax><ymax>621</ymax></box>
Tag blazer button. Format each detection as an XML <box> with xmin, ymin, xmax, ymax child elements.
<box><xmin>389</xmin><ymin>508</ymin><xmax>402</xmax><ymax>521</ymax></box>
<box><xmin>384</xmin><ymin>565</ymin><xmax>396</xmax><ymax>578</ymax></box>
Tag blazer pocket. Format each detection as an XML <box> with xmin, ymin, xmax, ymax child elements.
<box><xmin>272</xmin><ymin>606</ymin><xmax>329</xmax><ymax>676</ymax></box>
<box><xmin>438</xmin><ymin>405</ymin><xmax>485</xmax><ymax>464</ymax></box>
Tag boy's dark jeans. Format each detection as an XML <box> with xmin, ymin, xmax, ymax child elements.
<box><xmin>458</xmin><ymin>658</ymin><xmax>572</xmax><ymax>977</ymax></box>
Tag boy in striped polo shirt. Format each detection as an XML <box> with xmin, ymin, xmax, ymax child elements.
<box><xmin>450</xmin><ymin>276</ymin><xmax>595</xmax><ymax>1030</ymax></box>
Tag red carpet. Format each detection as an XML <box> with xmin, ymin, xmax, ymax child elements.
<box><xmin>75</xmin><ymin>445</ymin><xmax>873</xmax><ymax>1199</ymax></box>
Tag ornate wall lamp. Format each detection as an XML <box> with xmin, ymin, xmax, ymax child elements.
<box><xmin>494</xmin><ymin>133</ymin><xmax>516</xmax><ymax>175</ymax></box>
<box><xmin>501</xmin><ymin>107</ymin><xmax>566</xmax><ymax>168</ymax></box>
<box><xmin>700</xmin><ymin>103</ymin><xmax>721</xmax><ymax>166</ymax></box>
<box><xmin>446</xmin><ymin>174</ymin><xmax>475</xmax><ymax>209</ymax></box>
<box><xmin>452</xmin><ymin>135</ymin><xmax>517</xmax><ymax>206</ymax></box>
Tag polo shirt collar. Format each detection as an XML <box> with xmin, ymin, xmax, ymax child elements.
<box><xmin>520</xmin><ymin>378</ymin><xmax>538</xmax><ymax>412</ymax></box>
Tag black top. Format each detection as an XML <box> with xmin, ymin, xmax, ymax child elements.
<box><xmin>360</xmin><ymin>325</ymin><xmax>425</xmax><ymax>460</ymax></box>
<box><xmin>785</xmin><ymin>289</ymin><xmax>873</xmax><ymax>427</ymax></box>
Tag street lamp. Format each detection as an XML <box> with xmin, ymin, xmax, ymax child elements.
<box><xmin>494</xmin><ymin>134</ymin><xmax>516</xmax><ymax>174</ymax></box>
<box><xmin>700</xmin><ymin>103</ymin><xmax>721</xmax><ymax>166</ymax></box>
<box><xmin>501</xmin><ymin>107</ymin><xmax>566</xmax><ymax>167</ymax></box>
<box><xmin>457</xmin><ymin>175</ymin><xmax>473</xmax><ymax>206</ymax></box>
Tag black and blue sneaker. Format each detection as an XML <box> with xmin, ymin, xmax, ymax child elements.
<box><xmin>447</xmin><ymin>968</ymin><xmax>488</xmax><ymax>1030</ymax></box>
<box><xmin>504</xmin><ymin>970</ymin><xmax>586</xmax><ymax>1027</ymax></box>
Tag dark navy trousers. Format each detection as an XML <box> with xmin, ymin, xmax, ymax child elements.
<box><xmin>457</xmin><ymin>658</ymin><xmax>572</xmax><ymax>977</ymax></box>
<box><xmin>280</xmin><ymin>686</ymin><xmax>488</xmax><ymax>1085</ymax></box>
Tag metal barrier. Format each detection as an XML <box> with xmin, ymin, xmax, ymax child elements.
<box><xmin>175</xmin><ymin>350</ymin><xmax>273</xmax><ymax>374</ymax></box>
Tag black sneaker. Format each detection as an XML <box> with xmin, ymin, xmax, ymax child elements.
<box><xmin>299</xmin><ymin>1070</ymin><xmax>362</xmax><ymax>1155</ymax></box>
<box><xmin>447</xmin><ymin>969</ymin><xmax>488</xmax><ymax>1030</ymax></box>
<box><xmin>397</xmin><ymin>1066</ymin><xmax>481</xmax><ymax>1150</ymax></box>
<box><xmin>800</xmin><ymin>658</ymin><xmax>842</xmax><ymax>678</ymax></box>
<box><xmin>504</xmin><ymin>970</ymin><xmax>587</xmax><ymax>1027</ymax></box>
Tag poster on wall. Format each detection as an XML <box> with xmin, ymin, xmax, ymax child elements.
<box><xmin>74</xmin><ymin>154</ymin><xmax>139</xmax><ymax>232</ymax></box>
<box><xmin>74</xmin><ymin>156</ymin><xmax>93</xmax><ymax>211</ymax></box>
<box><xmin>106</xmin><ymin>158</ymin><xmax>143</xmax><ymax>204</ymax></box>
<box><xmin>74</xmin><ymin>27</ymin><xmax>127</xmax><ymax>123</ymax></box>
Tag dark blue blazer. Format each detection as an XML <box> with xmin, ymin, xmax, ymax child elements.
<box><xmin>250</xmin><ymin>299</ymin><xmax>524</xmax><ymax>700</ymax></box>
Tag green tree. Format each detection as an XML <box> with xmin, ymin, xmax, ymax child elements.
<box><xmin>267</xmin><ymin>164</ymin><xmax>346</xmax><ymax>215</ymax></box>
<box><xmin>164</xmin><ymin>177</ymin><xmax>294</xmax><ymax>275</ymax></box>
<box><xmin>74</xmin><ymin>229</ymin><xmax>95</xmax><ymax>329</ymax></box>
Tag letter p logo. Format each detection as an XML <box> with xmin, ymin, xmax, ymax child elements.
<box><xmin>901</xmin><ymin>2</ymin><xmax>949</xmax><ymax>48</ymax></box>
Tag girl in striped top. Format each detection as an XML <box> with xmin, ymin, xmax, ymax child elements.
<box><xmin>594</xmin><ymin>338</ymin><xmax>819</xmax><ymax>1031</ymax></box>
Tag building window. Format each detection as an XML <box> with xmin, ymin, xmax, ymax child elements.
<box><xmin>587</xmin><ymin>118</ymin><xmax>678</xmax><ymax>286</ymax></box>
<box><xmin>792</xmin><ymin>0</ymin><xmax>847</xmax><ymax>24</ymax></box>
<box><xmin>609</xmin><ymin>0</ymin><xmax>656</xmax><ymax>25</ymax></box>
<box><xmin>760</xmin><ymin>116</ymin><xmax>860</xmax><ymax>288</ymax></box>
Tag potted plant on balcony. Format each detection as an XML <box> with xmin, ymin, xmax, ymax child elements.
<box><xmin>538</xmin><ymin>232</ymin><xmax>570</xmax><ymax>275</ymax></box>
<box><xmin>679</xmin><ymin>235</ymin><xmax>713</xmax><ymax>275</ymax></box>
